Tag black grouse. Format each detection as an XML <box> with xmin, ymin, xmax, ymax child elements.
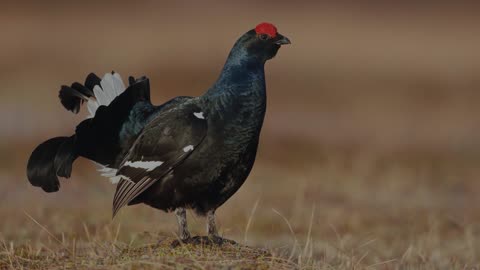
<box><xmin>27</xmin><ymin>22</ymin><xmax>290</xmax><ymax>242</ymax></box>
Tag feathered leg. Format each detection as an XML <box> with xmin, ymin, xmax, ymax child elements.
<box><xmin>206</xmin><ymin>209</ymin><xmax>218</xmax><ymax>237</ymax></box>
<box><xmin>205</xmin><ymin>209</ymin><xmax>236</xmax><ymax>245</ymax></box>
<box><xmin>175</xmin><ymin>208</ymin><xmax>191</xmax><ymax>240</ymax></box>
<box><xmin>171</xmin><ymin>208</ymin><xmax>236</xmax><ymax>247</ymax></box>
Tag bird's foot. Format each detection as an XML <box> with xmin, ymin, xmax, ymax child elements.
<box><xmin>200</xmin><ymin>235</ymin><xmax>237</xmax><ymax>246</ymax></box>
<box><xmin>171</xmin><ymin>235</ymin><xmax>237</xmax><ymax>247</ymax></box>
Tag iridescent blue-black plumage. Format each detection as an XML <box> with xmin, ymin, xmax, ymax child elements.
<box><xmin>26</xmin><ymin>23</ymin><xmax>290</xmax><ymax>240</ymax></box>
<box><xmin>129</xmin><ymin>27</ymin><xmax>290</xmax><ymax>215</ymax></box>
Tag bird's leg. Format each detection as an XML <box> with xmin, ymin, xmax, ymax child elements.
<box><xmin>204</xmin><ymin>209</ymin><xmax>236</xmax><ymax>245</ymax></box>
<box><xmin>175</xmin><ymin>207</ymin><xmax>191</xmax><ymax>241</ymax></box>
<box><xmin>172</xmin><ymin>208</ymin><xmax>236</xmax><ymax>247</ymax></box>
<box><xmin>206</xmin><ymin>209</ymin><xmax>218</xmax><ymax>237</ymax></box>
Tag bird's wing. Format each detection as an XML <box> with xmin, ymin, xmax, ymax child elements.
<box><xmin>112</xmin><ymin>102</ymin><xmax>207</xmax><ymax>217</ymax></box>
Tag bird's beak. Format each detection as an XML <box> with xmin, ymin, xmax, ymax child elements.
<box><xmin>275</xmin><ymin>34</ymin><xmax>291</xmax><ymax>45</ymax></box>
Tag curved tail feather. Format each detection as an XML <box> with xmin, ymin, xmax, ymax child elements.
<box><xmin>54</xmin><ymin>135</ymin><xmax>77</xmax><ymax>178</ymax></box>
<box><xmin>27</xmin><ymin>136</ymin><xmax>77</xmax><ymax>192</ymax></box>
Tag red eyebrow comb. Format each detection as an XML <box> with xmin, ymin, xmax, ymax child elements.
<box><xmin>255</xmin><ymin>22</ymin><xmax>277</xmax><ymax>38</ymax></box>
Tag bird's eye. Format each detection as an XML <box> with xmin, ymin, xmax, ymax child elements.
<box><xmin>258</xmin><ymin>34</ymin><xmax>270</xmax><ymax>40</ymax></box>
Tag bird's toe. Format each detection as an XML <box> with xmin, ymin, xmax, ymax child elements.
<box><xmin>209</xmin><ymin>235</ymin><xmax>237</xmax><ymax>245</ymax></box>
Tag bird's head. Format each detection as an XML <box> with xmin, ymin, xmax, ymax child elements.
<box><xmin>231</xmin><ymin>22</ymin><xmax>291</xmax><ymax>64</ymax></box>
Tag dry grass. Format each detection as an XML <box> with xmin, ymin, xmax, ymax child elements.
<box><xmin>2</xmin><ymin>150</ymin><xmax>480</xmax><ymax>269</ymax></box>
<box><xmin>0</xmin><ymin>233</ymin><xmax>279</xmax><ymax>269</ymax></box>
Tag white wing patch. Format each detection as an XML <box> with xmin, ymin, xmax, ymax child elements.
<box><xmin>124</xmin><ymin>161</ymin><xmax>163</xmax><ymax>172</ymax></box>
<box><xmin>86</xmin><ymin>72</ymin><xmax>126</xmax><ymax>118</ymax></box>
<box><xmin>183</xmin><ymin>145</ymin><xmax>194</xmax><ymax>152</ymax></box>
<box><xmin>97</xmin><ymin>159</ymin><xmax>163</xmax><ymax>184</ymax></box>
<box><xmin>193</xmin><ymin>112</ymin><xmax>205</xmax><ymax>119</ymax></box>
<box><xmin>96</xmin><ymin>164</ymin><xmax>130</xmax><ymax>184</ymax></box>
<box><xmin>108</xmin><ymin>176</ymin><xmax>123</xmax><ymax>184</ymax></box>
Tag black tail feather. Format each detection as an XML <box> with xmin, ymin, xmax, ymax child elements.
<box><xmin>71</xmin><ymin>82</ymin><xmax>94</xmax><ymax>97</ymax></box>
<box><xmin>59</xmin><ymin>85</ymin><xmax>90</xmax><ymax>113</ymax></box>
<box><xmin>27</xmin><ymin>136</ymin><xmax>77</xmax><ymax>192</ymax></box>
<box><xmin>59</xmin><ymin>73</ymin><xmax>99</xmax><ymax>114</ymax></box>
<box><xmin>54</xmin><ymin>136</ymin><xmax>77</xmax><ymax>178</ymax></box>
<box><xmin>128</xmin><ymin>76</ymin><xmax>135</xmax><ymax>85</ymax></box>
<box><xmin>128</xmin><ymin>75</ymin><xmax>147</xmax><ymax>86</ymax></box>
<box><xmin>84</xmin><ymin>73</ymin><xmax>101</xmax><ymax>91</ymax></box>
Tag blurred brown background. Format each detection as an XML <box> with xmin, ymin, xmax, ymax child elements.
<box><xmin>1</xmin><ymin>1</ymin><xmax>480</xmax><ymax>267</ymax></box>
